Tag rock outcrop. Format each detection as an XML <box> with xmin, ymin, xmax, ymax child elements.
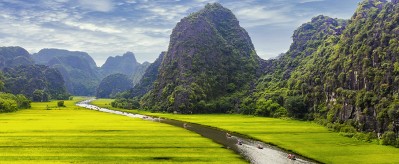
<box><xmin>141</xmin><ymin>3</ymin><xmax>261</xmax><ymax>113</ymax></box>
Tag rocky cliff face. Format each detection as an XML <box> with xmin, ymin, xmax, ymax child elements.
<box><xmin>319</xmin><ymin>0</ymin><xmax>399</xmax><ymax>132</ymax></box>
<box><xmin>141</xmin><ymin>3</ymin><xmax>261</xmax><ymax>113</ymax></box>
<box><xmin>271</xmin><ymin>15</ymin><xmax>347</xmax><ymax>79</ymax></box>
<box><xmin>253</xmin><ymin>0</ymin><xmax>399</xmax><ymax>134</ymax></box>
<box><xmin>32</xmin><ymin>49</ymin><xmax>101</xmax><ymax>96</ymax></box>
<box><xmin>0</xmin><ymin>46</ymin><xmax>34</xmax><ymax>69</ymax></box>
<box><xmin>131</xmin><ymin>62</ymin><xmax>150</xmax><ymax>86</ymax></box>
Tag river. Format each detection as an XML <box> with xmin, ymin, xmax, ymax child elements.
<box><xmin>76</xmin><ymin>99</ymin><xmax>316</xmax><ymax>164</ymax></box>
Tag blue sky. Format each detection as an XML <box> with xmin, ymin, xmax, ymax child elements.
<box><xmin>0</xmin><ymin>0</ymin><xmax>360</xmax><ymax>66</ymax></box>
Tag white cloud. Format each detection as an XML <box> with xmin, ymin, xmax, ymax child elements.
<box><xmin>78</xmin><ymin>0</ymin><xmax>114</xmax><ymax>12</ymax></box>
<box><xmin>64</xmin><ymin>21</ymin><xmax>122</xmax><ymax>33</ymax></box>
<box><xmin>233</xmin><ymin>6</ymin><xmax>294</xmax><ymax>27</ymax></box>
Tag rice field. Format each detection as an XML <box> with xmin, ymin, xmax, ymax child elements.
<box><xmin>92</xmin><ymin>99</ymin><xmax>399</xmax><ymax>164</ymax></box>
<box><xmin>0</xmin><ymin>98</ymin><xmax>245</xmax><ymax>163</ymax></box>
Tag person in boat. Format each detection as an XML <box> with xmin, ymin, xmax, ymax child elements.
<box><xmin>287</xmin><ymin>154</ymin><xmax>296</xmax><ymax>160</ymax></box>
<box><xmin>237</xmin><ymin>140</ymin><xmax>243</xmax><ymax>145</ymax></box>
<box><xmin>257</xmin><ymin>144</ymin><xmax>263</xmax><ymax>149</ymax></box>
<box><xmin>226</xmin><ymin>133</ymin><xmax>232</xmax><ymax>138</ymax></box>
<box><xmin>183</xmin><ymin>123</ymin><xmax>188</xmax><ymax>128</ymax></box>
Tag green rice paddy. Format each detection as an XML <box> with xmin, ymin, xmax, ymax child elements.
<box><xmin>0</xmin><ymin>98</ymin><xmax>245</xmax><ymax>163</ymax></box>
<box><xmin>92</xmin><ymin>99</ymin><xmax>399</xmax><ymax>164</ymax></box>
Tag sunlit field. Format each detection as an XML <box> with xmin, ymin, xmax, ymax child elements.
<box><xmin>92</xmin><ymin>99</ymin><xmax>399</xmax><ymax>164</ymax></box>
<box><xmin>0</xmin><ymin>98</ymin><xmax>244</xmax><ymax>163</ymax></box>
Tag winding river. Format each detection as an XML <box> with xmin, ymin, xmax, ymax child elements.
<box><xmin>76</xmin><ymin>99</ymin><xmax>316</xmax><ymax>164</ymax></box>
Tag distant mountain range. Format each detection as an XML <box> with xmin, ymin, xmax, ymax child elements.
<box><xmin>0</xmin><ymin>46</ymin><xmax>151</xmax><ymax>97</ymax></box>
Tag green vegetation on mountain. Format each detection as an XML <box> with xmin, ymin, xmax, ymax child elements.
<box><xmin>96</xmin><ymin>73</ymin><xmax>132</xmax><ymax>98</ymax></box>
<box><xmin>141</xmin><ymin>3</ymin><xmax>261</xmax><ymax>113</ymax></box>
<box><xmin>32</xmin><ymin>49</ymin><xmax>149</xmax><ymax>96</ymax></box>
<box><xmin>2</xmin><ymin>65</ymin><xmax>69</xmax><ymax>101</ymax></box>
<box><xmin>33</xmin><ymin>49</ymin><xmax>101</xmax><ymax>96</ymax></box>
<box><xmin>248</xmin><ymin>0</ymin><xmax>399</xmax><ymax>146</ymax></box>
<box><xmin>0</xmin><ymin>47</ymin><xmax>65</xmax><ymax>109</ymax></box>
<box><xmin>0</xmin><ymin>46</ymin><xmax>34</xmax><ymax>69</ymax></box>
<box><xmin>244</xmin><ymin>15</ymin><xmax>348</xmax><ymax>118</ymax></box>
<box><xmin>111</xmin><ymin>52</ymin><xmax>165</xmax><ymax>109</ymax></box>
<box><xmin>131</xmin><ymin>61</ymin><xmax>150</xmax><ymax>86</ymax></box>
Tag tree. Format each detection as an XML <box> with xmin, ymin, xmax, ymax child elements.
<box><xmin>0</xmin><ymin>92</ymin><xmax>30</xmax><ymax>113</ymax></box>
<box><xmin>0</xmin><ymin>80</ymin><xmax>3</xmax><ymax>91</ymax></box>
<box><xmin>284</xmin><ymin>96</ymin><xmax>308</xmax><ymax>119</ymax></box>
<box><xmin>33</xmin><ymin>90</ymin><xmax>49</xmax><ymax>102</ymax></box>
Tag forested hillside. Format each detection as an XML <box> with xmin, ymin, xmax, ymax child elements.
<box><xmin>0</xmin><ymin>46</ymin><xmax>34</xmax><ymax>69</ymax></box>
<box><xmin>96</xmin><ymin>73</ymin><xmax>132</xmax><ymax>98</ymax></box>
<box><xmin>111</xmin><ymin>52</ymin><xmax>165</xmax><ymax>109</ymax></box>
<box><xmin>0</xmin><ymin>73</ymin><xmax>30</xmax><ymax>112</ymax></box>
<box><xmin>0</xmin><ymin>47</ymin><xmax>68</xmax><ymax>107</ymax></box>
<box><xmin>141</xmin><ymin>3</ymin><xmax>262</xmax><ymax>113</ymax></box>
<box><xmin>244</xmin><ymin>15</ymin><xmax>348</xmax><ymax>117</ymax></box>
<box><xmin>33</xmin><ymin>49</ymin><xmax>101</xmax><ymax>96</ymax></box>
<box><xmin>248</xmin><ymin>0</ymin><xmax>399</xmax><ymax>145</ymax></box>
<box><xmin>2</xmin><ymin>65</ymin><xmax>69</xmax><ymax>101</ymax></box>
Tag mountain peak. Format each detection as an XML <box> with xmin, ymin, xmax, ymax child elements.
<box><xmin>122</xmin><ymin>51</ymin><xmax>138</xmax><ymax>63</ymax></box>
<box><xmin>204</xmin><ymin>2</ymin><xmax>225</xmax><ymax>9</ymax></box>
<box><xmin>142</xmin><ymin>4</ymin><xmax>260</xmax><ymax>113</ymax></box>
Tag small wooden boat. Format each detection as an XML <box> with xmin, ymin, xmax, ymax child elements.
<box><xmin>287</xmin><ymin>154</ymin><xmax>296</xmax><ymax>160</ymax></box>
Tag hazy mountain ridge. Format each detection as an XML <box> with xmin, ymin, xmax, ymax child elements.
<box><xmin>128</xmin><ymin>52</ymin><xmax>165</xmax><ymax>99</ymax></box>
<box><xmin>0</xmin><ymin>46</ymin><xmax>34</xmax><ymax>69</ymax></box>
<box><xmin>100</xmin><ymin>51</ymin><xmax>150</xmax><ymax>87</ymax></box>
<box><xmin>96</xmin><ymin>73</ymin><xmax>133</xmax><ymax>98</ymax></box>
<box><xmin>31</xmin><ymin>49</ymin><xmax>149</xmax><ymax>96</ymax></box>
<box><xmin>33</xmin><ymin>49</ymin><xmax>101</xmax><ymax>96</ymax></box>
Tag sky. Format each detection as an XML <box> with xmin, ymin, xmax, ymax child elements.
<box><xmin>0</xmin><ymin>0</ymin><xmax>361</xmax><ymax>66</ymax></box>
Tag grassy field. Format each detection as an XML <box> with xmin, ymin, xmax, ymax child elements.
<box><xmin>92</xmin><ymin>99</ymin><xmax>399</xmax><ymax>164</ymax></box>
<box><xmin>0</xmin><ymin>98</ymin><xmax>245</xmax><ymax>163</ymax></box>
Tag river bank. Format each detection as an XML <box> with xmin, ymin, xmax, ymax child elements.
<box><xmin>90</xmin><ymin>98</ymin><xmax>399</xmax><ymax>164</ymax></box>
<box><xmin>79</xmin><ymin>99</ymin><xmax>314</xmax><ymax>164</ymax></box>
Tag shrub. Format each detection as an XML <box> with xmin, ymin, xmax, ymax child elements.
<box><xmin>57</xmin><ymin>101</ymin><xmax>65</xmax><ymax>107</ymax></box>
<box><xmin>381</xmin><ymin>131</ymin><xmax>397</xmax><ymax>146</ymax></box>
